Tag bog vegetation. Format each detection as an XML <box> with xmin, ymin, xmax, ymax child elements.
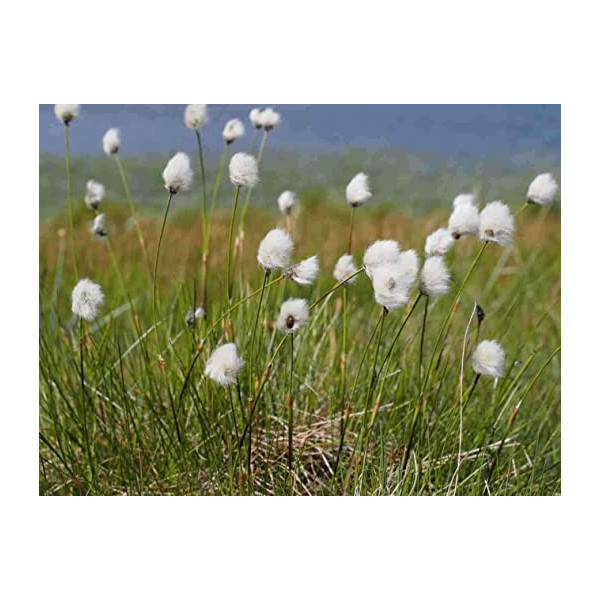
<box><xmin>39</xmin><ymin>105</ymin><xmax>561</xmax><ymax>495</ymax></box>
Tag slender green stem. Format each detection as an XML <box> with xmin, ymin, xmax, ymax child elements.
<box><xmin>79</xmin><ymin>318</ymin><xmax>95</xmax><ymax>492</ymax></box>
<box><xmin>514</xmin><ymin>201</ymin><xmax>528</xmax><ymax>218</ymax></box>
<box><xmin>153</xmin><ymin>193</ymin><xmax>174</xmax><ymax>349</ymax></box>
<box><xmin>310</xmin><ymin>268</ymin><xmax>364</xmax><ymax>309</ymax></box>
<box><xmin>248</xmin><ymin>269</ymin><xmax>270</xmax><ymax>389</ymax></box>
<box><xmin>287</xmin><ymin>333</ymin><xmax>294</xmax><ymax>472</ymax></box>
<box><xmin>114</xmin><ymin>153</ymin><xmax>150</xmax><ymax>275</ymax></box>
<box><xmin>347</xmin><ymin>208</ymin><xmax>356</xmax><ymax>254</ymax></box>
<box><xmin>419</xmin><ymin>295</ymin><xmax>430</xmax><ymax>383</ymax></box>
<box><xmin>226</xmin><ymin>186</ymin><xmax>241</xmax><ymax>306</ymax></box>
<box><xmin>195</xmin><ymin>131</ymin><xmax>210</xmax><ymax>311</ymax></box>
<box><xmin>239</xmin><ymin>130</ymin><xmax>268</xmax><ymax>235</ymax></box>
<box><xmin>64</xmin><ymin>124</ymin><xmax>78</xmax><ymax>280</ymax></box>
<box><xmin>210</xmin><ymin>144</ymin><xmax>229</xmax><ymax>220</ymax></box>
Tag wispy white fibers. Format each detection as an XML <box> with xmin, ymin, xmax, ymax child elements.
<box><xmin>527</xmin><ymin>173</ymin><xmax>559</xmax><ymax>205</ymax></box>
<box><xmin>285</xmin><ymin>255</ymin><xmax>319</xmax><ymax>285</ymax></box>
<box><xmin>222</xmin><ymin>118</ymin><xmax>245</xmax><ymax>144</ymax></box>
<box><xmin>185</xmin><ymin>307</ymin><xmax>205</xmax><ymax>329</ymax></box>
<box><xmin>396</xmin><ymin>249</ymin><xmax>419</xmax><ymax>291</ymax></box>
<box><xmin>55</xmin><ymin>104</ymin><xmax>79</xmax><ymax>124</ymax></box>
<box><xmin>258</xmin><ymin>107</ymin><xmax>281</xmax><ymax>131</ymax></box>
<box><xmin>448</xmin><ymin>203</ymin><xmax>480</xmax><ymax>239</ymax></box>
<box><xmin>204</xmin><ymin>343</ymin><xmax>244</xmax><ymax>386</ymax></box>
<box><xmin>333</xmin><ymin>254</ymin><xmax>359</xmax><ymax>284</ymax></box>
<box><xmin>71</xmin><ymin>278</ymin><xmax>104</xmax><ymax>321</ymax></box>
<box><xmin>453</xmin><ymin>193</ymin><xmax>478</xmax><ymax>209</ymax></box>
<box><xmin>372</xmin><ymin>264</ymin><xmax>410</xmax><ymax>312</ymax></box>
<box><xmin>249</xmin><ymin>108</ymin><xmax>263</xmax><ymax>129</ymax></box>
<box><xmin>277</xmin><ymin>190</ymin><xmax>296</xmax><ymax>215</ymax></box>
<box><xmin>85</xmin><ymin>180</ymin><xmax>105</xmax><ymax>210</ymax></box>
<box><xmin>102</xmin><ymin>128</ymin><xmax>120</xmax><ymax>155</ymax></box>
<box><xmin>277</xmin><ymin>298</ymin><xmax>309</xmax><ymax>334</ymax></box>
<box><xmin>229</xmin><ymin>152</ymin><xmax>259</xmax><ymax>188</ymax></box>
<box><xmin>363</xmin><ymin>240</ymin><xmax>401</xmax><ymax>279</ymax></box>
<box><xmin>184</xmin><ymin>104</ymin><xmax>208</xmax><ymax>130</ymax></box>
<box><xmin>479</xmin><ymin>201</ymin><xmax>515</xmax><ymax>246</ymax></box>
<box><xmin>162</xmin><ymin>152</ymin><xmax>193</xmax><ymax>194</ymax></box>
<box><xmin>257</xmin><ymin>228</ymin><xmax>294</xmax><ymax>271</ymax></box>
<box><xmin>471</xmin><ymin>340</ymin><xmax>505</xmax><ymax>378</ymax></box>
<box><xmin>425</xmin><ymin>228</ymin><xmax>455</xmax><ymax>256</ymax></box>
<box><xmin>419</xmin><ymin>256</ymin><xmax>450</xmax><ymax>297</ymax></box>
<box><xmin>91</xmin><ymin>213</ymin><xmax>108</xmax><ymax>237</ymax></box>
<box><xmin>346</xmin><ymin>173</ymin><xmax>372</xmax><ymax>207</ymax></box>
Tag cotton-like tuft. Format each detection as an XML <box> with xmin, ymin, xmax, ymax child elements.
<box><xmin>527</xmin><ymin>173</ymin><xmax>558</xmax><ymax>205</ymax></box>
<box><xmin>249</xmin><ymin>108</ymin><xmax>263</xmax><ymax>129</ymax></box>
<box><xmin>479</xmin><ymin>201</ymin><xmax>515</xmax><ymax>247</ymax></box>
<box><xmin>372</xmin><ymin>263</ymin><xmax>411</xmax><ymax>312</ymax></box>
<box><xmin>448</xmin><ymin>203</ymin><xmax>480</xmax><ymax>239</ymax></box>
<box><xmin>396</xmin><ymin>249</ymin><xmax>419</xmax><ymax>292</ymax></box>
<box><xmin>419</xmin><ymin>256</ymin><xmax>450</xmax><ymax>297</ymax></box>
<box><xmin>277</xmin><ymin>190</ymin><xmax>296</xmax><ymax>215</ymax></box>
<box><xmin>229</xmin><ymin>152</ymin><xmax>259</xmax><ymax>188</ymax></box>
<box><xmin>71</xmin><ymin>278</ymin><xmax>104</xmax><ymax>321</ymax></box>
<box><xmin>162</xmin><ymin>152</ymin><xmax>193</xmax><ymax>194</ymax></box>
<box><xmin>204</xmin><ymin>343</ymin><xmax>244</xmax><ymax>386</ymax></box>
<box><xmin>222</xmin><ymin>118</ymin><xmax>245</xmax><ymax>144</ymax></box>
<box><xmin>258</xmin><ymin>107</ymin><xmax>280</xmax><ymax>131</ymax></box>
<box><xmin>91</xmin><ymin>213</ymin><xmax>108</xmax><ymax>237</ymax></box>
<box><xmin>85</xmin><ymin>180</ymin><xmax>105</xmax><ymax>210</ymax></box>
<box><xmin>425</xmin><ymin>228</ymin><xmax>455</xmax><ymax>257</ymax></box>
<box><xmin>185</xmin><ymin>306</ymin><xmax>205</xmax><ymax>329</ymax></box>
<box><xmin>277</xmin><ymin>298</ymin><xmax>309</xmax><ymax>334</ymax></box>
<box><xmin>333</xmin><ymin>254</ymin><xmax>359</xmax><ymax>285</ymax></box>
<box><xmin>55</xmin><ymin>104</ymin><xmax>79</xmax><ymax>124</ymax></box>
<box><xmin>363</xmin><ymin>240</ymin><xmax>401</xmax><ymax>279</ymax></box>
<box><xmin>257</xmin><ymin>228</ymin><xmax>294</xmax><ymax>271</ymax></box>
<box><xmin>346</xmin><ymin>172</ymin><xmax>372</xmax><ymax>207</ymax></box>
<box><xmin>472</xmin><ymin>340</ymin><xmax>505</xmax><ymax>378</ymax></box>
<box><xmin>453</xmin><ymin>193</ymin><xmax>478</xmax><ymax>209</ymax></box>
<box><xmin>285</xmin><ymin>255</ymin><xmax>319</xmax><ymax>286</ymax></box>
<box><xmin>102</xmin><ymin>128</ymin><xmax>120</xmax><ymax>155</ymax></box>
<box><xmin>184</xmin><ymin>104</ymin><xmax>208</xmax><ymax>130</ymax></box>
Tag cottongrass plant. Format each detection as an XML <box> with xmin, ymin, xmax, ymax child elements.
<box><xmin>277</xmin><ymin>298</ymin><xmax>310</xmax><ymax>473</ymax></box>
<box><xmin>85</xmin><ymin>180</ymin><xmax>105</xmax><ymax>211</ymax></box>
<box><xmin>345</xmin><ymin>172</ymin><xmax>371</xmax><ymax>253</ymax></box>
<box><xmin>55</xmin><ymin>104</ymin><xmax>80</xmax><ymax>279</ymax></box>
<box><xmin>448</xmin><ymin>201</ymin><xmax>480</xmax><ymax>240</ymax></box>
<box><xmin>277</xmin><ymin>190</ymin><xmax>297</xmax><ymax>232</ymax></box>
<box><xmin>103</xmin><ymin>127</ymin><xmax>150</xmax><ymax>273</ymax></box>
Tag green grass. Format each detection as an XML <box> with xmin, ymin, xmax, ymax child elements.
<box><xmin>39</xmin><ymin>155</ymin><xmax>560</xmax><ymax>496</ymax></box>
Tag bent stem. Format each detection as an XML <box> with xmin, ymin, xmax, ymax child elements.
<box><xmin>114</xmin><ymin>153</ymin><xmax>150</xmax><ymax>276</ymax></box>
<box><xmin>153</xmin><ymin>192</ymin><xmax>174</xmax><ymax>349</ymax></box>
<box><xmin>419</xmin><ymin>295</ymin><xmax>430</xmax><ymax>383</ymax></box>
<box><xmin>64</xmin><ymin>124</ymin><xmax>78</xmax><ymax>280</ymax></box>
<box><xmin>226</xmin><ymin>186</ymin><xmax>241</xmax><ymax>307</ymax></box>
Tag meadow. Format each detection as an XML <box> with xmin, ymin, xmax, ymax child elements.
<box><xmin>39</xmin><ymin>109</ymin><xmax>561</xmax><ymax>496</ymax></box>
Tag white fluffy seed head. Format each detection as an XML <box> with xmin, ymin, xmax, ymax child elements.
<box><xmin>102</xmin><ymin>128</ymin><xmax>120</xmax><ymax>155</ymax></box>
<box><xmin>71</xmin><ymin>278</ymin><xmax>104</xmax><ymax>321</ymax></box>
<box><xmin>249</xmin><ymin>108</ymin><xmax>263</xmax><ymax>129</ymax></box>
<box><xmin>425</xmin><ymin>228</ymin><xmax>455</xmax><ymax>257</ymax></box>
<box><xmin>204</xmin><ymin>343</ymin><xmax>244</xmax><ymax>386</ymax></box>
<box><xmin>259</xmin><ymin>107</ymin><xmax>281</xmax><ymax>131</ymax></box>
<box><xmin>472</xmin><ymin>340</ymin><xmax>505</xmax><ymax>378</ymax></box>
<box><xmin>184</xmin><ymin>104</ymin><xmax>208</xmax><ymax>130</ymax></box>
<box><xmin>222</xmin><ymin>118</ymin><xmax>245</xmax><ymax>144</ymax></box>
<box><xmin>55</xmin><ymin>104</ymin><xmax>79</xmax><ymax>124</ymax></box>
<box><xmin>285</xmin><ymin>255</ymin><xmax>319</xmax><ymax>286</ymax></box>
<box><xmin>396</xmin><ymin>249</ymin><xmax>419</xmax><ymax>292</ymax></box>
<box><xmin>185</xmin><ymin>306</ymin><xmax>205</xmax><ymax>329</ymax></box>
<box><xmin>346</xmin><ymin>172</ymin><xmax>372</xmax><ymax>207</ymax></box>
<box><xmin>479</xmin><ymin>201</ymin><xmax>515</xmax><ymax>247</ymax></box>
<box><xmin>277</xmin><ymin>298</ymin><xmax>309</xmax><ymax>334</ymax></box>
<box><xmin>277</xmin><ymin>190</ymin><xmax>296</xmax><ymax>215</ymax></box>
<box><xmin>372</xmin><ymin>264</ymin><xmax>411</xmax><ymax>312</ymax></box>
<box><xmin>229</xmin><ymin>152</ymin><xmax>259</xmax><ymax>188</ymax></box>
<box><xmin>333</xmin><ymin>254</ymin><xmax>359</xmax><ymax>285</ymax></box>
<box><xmin>527</xmin><ymin>173</ymin><xmax>558</xmax><ymax>205</ymax></box>
<box><xmin>419</xmin><ymin>256</ymin><xmax>450</xmax><ymax>297</ymax></box>
<box><xmin>91</xmin><ymin>213</ymin><xmax>108</xmax><ymax>237</ymax></box>
<box><xmin>162</xmin><ymin>152</ymin><xmax>193</xmax><ymax>194</ymax></box>
<box><xmin>257</xmin><ymin>228</ymin><xmax>294</xmax><ymax>271</ymax></box>
<box><xmin>85</xmin><ymin>180</ymin><xmax>105</xmax><ymax>210</ymax></box>
<box><xmin>363</xmin><ymin>240</ymin><xmax>401</xmax><ymax>279</ymax></box>
<box><xmin>448</xmin><ymin>203</ymin><xmax>480</xmax><ymax>239</ymax></box>
<box><xmin>453</xmin><ymin>193</ymin><xmax>478</xmax><ymax>209</ymax></box>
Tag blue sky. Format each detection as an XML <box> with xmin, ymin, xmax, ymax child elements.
<box><xmin>40</xmin><ymin>104</ymin><xmax>560</xmax><ymax>159</ymax></box>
